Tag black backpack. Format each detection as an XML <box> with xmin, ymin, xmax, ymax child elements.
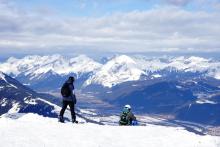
<box><xmin>119</xmin><ymin>112</ymin><xmax>129</xmax><ymax>125</ymax></box>
<box><xmin>61</xmin><ymin>83</ymin><xmax>71</xmax><ymax>97</ymax></box>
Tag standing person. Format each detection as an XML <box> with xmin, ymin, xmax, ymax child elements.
<box><xmin>59</xmin><ymin>76</ymin><xmax>78</xmax><ymax>123</ymax></box>
<box><xmin>119</xmin><ymin>104</ymin><xmax>137</xmax><ymax>126</ymax></box>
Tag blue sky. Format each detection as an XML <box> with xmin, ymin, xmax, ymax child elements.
<box><xmin>12</xmin><ymin>0</ymin><xmax>214</xmax><ymax>17</ymax></box>
<box><xmin>14</xmin><ymin>0</ymin><xmax>160</xmax><ymax>17</ymax></box>
<box><xmin>0</xmin><ymin>0</ymin><xmax>220</xmax><ymax>57</ymax></box>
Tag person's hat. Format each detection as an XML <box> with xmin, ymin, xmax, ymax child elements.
<box><xmin>124</xmin><ymin>104</ymin><xmax>131</xmax><ymax>109</ymax></box>
<box><xmin>69</xmin><ymin>76</ymin><xmax>75</xmax><ymax>82</ymax></box>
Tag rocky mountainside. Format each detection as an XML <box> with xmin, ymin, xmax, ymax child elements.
<box><xmin>0</xmin><ymin>72</ymin><xmax>59</xmax><ymax>117</ymax></box>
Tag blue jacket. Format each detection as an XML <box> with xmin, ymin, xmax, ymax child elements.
<box><xmin>62</xmin><ymin>80</ymin><xmax>77</xmax><ymax>104</ymax></box>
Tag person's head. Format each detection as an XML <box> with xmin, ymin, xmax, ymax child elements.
<box><xmin>68</xmin><ymin>76</ymin><xmax>75</xmax><ymax>83</ymax></box>
<box><xmin>123</xmin><ymin>104</ymin><xmax>131</xmax><ymax>112</ymax></box>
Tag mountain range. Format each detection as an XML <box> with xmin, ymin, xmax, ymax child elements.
<box><xmin>0</xmin><ymin>54</ymin><xmax>220</xmax><ymax>126</ymax></box>
<box><xmin>0</xmin><ymin>54</ymin><xmax>220</xmax><ymax>92</ymax></box>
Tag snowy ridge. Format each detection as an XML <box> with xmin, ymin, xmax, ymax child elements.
<box><xmin>133</xmin><ymin>56</ymin><xmax>220</xmax><ymax>77</ymax></box>
<box><xmin>0</xmin><ymin>55</ymin><xmax>220</xmax><ymax>88</ymax></box>
<box><xmin>85</xmin><ymin>55</ymin><xmax>144</xmax><ymax>87</ymax></box>
<box><xmin>0</xmin><ymin>113</ymin><xmax>219</xmax><ymax>147</ymax></box>
<box><xmin>0</xmin><ymin>72</ymin><xmax>58</xmax><ymax>117</ymax></box>
<box><xmin>0</xmin><ymin>71</ymin><xmax>18</xmax><ymax>89</ymax></box>
<box><xmin>0</xmin><ymin>71</ymin><xmax>6</xmax><ymax>81</ymax></box>
<box><xmin>80</xmin><ymin>55</ymin><xmax>220</xmax><ymax>87</ymax></box>
<box><xmin>0</xmin><ymin>54</ymin><xmax>101</xmax><ymax>79</ymax></box>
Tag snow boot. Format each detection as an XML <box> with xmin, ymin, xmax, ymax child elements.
<box><xmin>72</xmin><ymin>120</ymin><xmax>78</xmax><ymax>124</ymax></box>
<box><xmin>58</xmin><ymin>116</ymin><xmax>64</xmax><ymax>123</ymax></box>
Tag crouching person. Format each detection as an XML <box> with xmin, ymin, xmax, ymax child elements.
<box><xmin>119</xmin><ymin>104</ymin><xmax>137</xmax><ymax>126</ymax></box>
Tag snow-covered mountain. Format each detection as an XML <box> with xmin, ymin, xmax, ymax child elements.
<box><xmin>0</xmin><ymin>71</ymin><xmax>60</xmax><ymax>117</ymax></box>
<box><xmin>0</xmin><ymin>54</ymin><xmax>220</xmax><ymax>125</ymax></box>
<box><xmin>0</xmin><ymin>54</ymin><xmax>102</xmax><ymax>91</ymax></box>
<box><xmin>0</xmin><ymin>54</ymin><xmax>220</xmax><ymax>91</ymax></box>
<box><xmin>0</xmin><ymin>54</ymin><xmax>101</xmax><ymax>78</ymax></box>
<box><xmin>0</xmin><ymin>113</ymin><xmax>220</xmax><ymax>147</ymax></box>
<box><xmin>85</xmin><ymin>55</ymin><xmax>144</xmax><ymax>87</ymax></box>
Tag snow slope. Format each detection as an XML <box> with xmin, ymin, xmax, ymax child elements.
<box><xmin>0</xmin><ymin>113</ymin><xmax>219</xmax><ymax>147</ymax></box>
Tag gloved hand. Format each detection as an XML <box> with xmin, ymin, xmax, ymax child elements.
<box><xmin>73</xmin><ymin>94</ymin><xmax>77</xmax><ymax>104</ymax></box>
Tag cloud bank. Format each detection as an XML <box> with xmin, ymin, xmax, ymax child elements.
<box><xmin>0</xmin><ymin>0</ymin><xmax>220</xmax><ymax>54</ymax></box>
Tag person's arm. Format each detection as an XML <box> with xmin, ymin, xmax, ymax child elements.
<box><xmin>119</xmin><ymin>114</ymin><xmax>122</xmax><ymax>125</ymax></box>
<box><xmin>72</xmin><ymin>85</ymin><xmax>77</xmax><ymax>104</ymax></box>
<box><xmin>132</xmin><ymin>113</ymin><xmax>136</xmax><ymax>120</ymax></box>
<box><xmin>127</xmin><ymin>112</ymin><xmax>136</xmax><ymax>121</ymax></box>
<box><xmin>69</xmin><ymin>84</ymin><xmax>77</xmax><ymax>104</ymax></box>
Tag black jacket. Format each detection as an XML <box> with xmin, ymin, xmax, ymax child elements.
<box><xmin>62</xmin><ymin>80</ymin><xmax>77</xmax><ymax>104</ymax></box>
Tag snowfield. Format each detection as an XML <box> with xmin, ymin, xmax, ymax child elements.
<box><xmin>0</xmin><ymin>113</ymin><xmax>219</xmax><ymax>147</ymax></box>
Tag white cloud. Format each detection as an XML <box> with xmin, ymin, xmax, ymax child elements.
<box><xmin>0</xmin><ymin>1</ymin><xmax>220</xmax><ymax>54</ymax></box>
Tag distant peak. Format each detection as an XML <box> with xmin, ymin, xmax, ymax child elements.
<box><xmin>111</xmin><ymin>55</ymin><xmax>135</xmax><ymax>64</ymax></box>
<box><xmin>187</xmin><ymin>56</ymin><xmax>209</xmax><ymax>62</ymax></box>
<box><xmin>71</xmin><ymin>54</ymin><xmax>92</xmax><ymax>60</ymax></box>
<box><xmin>7</xmin><ymin>57</ymin><xmax>18</xmax><ymax>63</ymax></box>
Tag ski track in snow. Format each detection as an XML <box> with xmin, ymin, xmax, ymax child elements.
<box><xmin>0</xmin><ymin>113</ymin><xmax>219</xmax><ymax>147</ymax></box>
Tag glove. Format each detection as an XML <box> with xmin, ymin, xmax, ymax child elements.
<box><xmin>73</xmin><ymin>94</ymin><xmax>77</xmax><ymax>104</ymax></box>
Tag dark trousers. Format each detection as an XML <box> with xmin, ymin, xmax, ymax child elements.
<box><xmin>59</xmin><ymin>100</ymin><xmax>76</xmax><ymax>121</ymax></box>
